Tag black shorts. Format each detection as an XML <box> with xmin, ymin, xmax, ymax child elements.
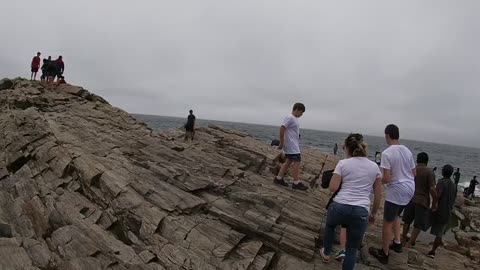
<box><xmin>430</xmin><ymin>222</ymin><xmax>448</xmax><ymax>237</ymax></box>
<box><xmin>285</xmin><ymin>153</ymin><xmax>301</xmax><ymax>162</ymax></box>
<box><xmin>384</xmin><ymin>201</ymin><xmax>406</xmax><ymax>222</ymax></box>
<box><xmin>402</xmin><ymin>201</ymin><xmax>429</xmax><ymax>231</ymax></box>
<box><xmin>31</xmin><ymin>67</ymin><xmax>39</xmax><ymax>73</ymax></box>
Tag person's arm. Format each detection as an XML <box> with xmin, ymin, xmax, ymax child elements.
<box><xmin>434</xmin><ymin>182</ymin><xmax>444</xmax><ymax>212</ymax></box>
<box><xmin>380</xmin><ymin>152</ymin><xmax>391</xmax><ymax>184</ymax></box>
<box><xmin>370</xmin><ymin>178</ymin><xmax>382</xmax><ymax>224</ymax></box>
<box><xmin>278</xmin><ymin>126</ymin><xmax>286</xmax><ymax>149</ymax></box>
<box><xmin>382</xmin><ymin>168</ymin><xmax>391</xmax><ymax>184</ymax></box>
<box><xmin>429</xmin><ymin>172</ymin><xmax>438</xmax><ymax>210</ymax></box>
<box><xmin>329</xmin><ymin>174</ymin><xmax>341</xmax><ymax>193</ymax></box>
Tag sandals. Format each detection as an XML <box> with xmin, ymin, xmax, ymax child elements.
<box><xmin>320</xmin><ymin>248</ymin><xmax>331</xmax><ymax>263</ymax></box>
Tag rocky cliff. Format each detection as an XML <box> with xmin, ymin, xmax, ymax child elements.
<box><xmin>0</xmin><ymin>78</ymin><xmax>478</xmax><ymax>270</ymax></box>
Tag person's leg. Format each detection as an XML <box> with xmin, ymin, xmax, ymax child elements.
<box><xmin>335</xmin><ymin>227</ymin><xmax>347</xmax><ymax>260</ymax></box>
<box><xmin>33</xmin><ymin>71</ymin><xmax>37</xmax><ymax>80</ymax></box>
<box><xmin>322</xmin><ymin>202</ymin><xmax>344</xmax><ymax>260</ymax></box>
<box><xmin>291</xmin><ymin>161</ymin><xmax>300</xmax><ymax>183</ymax></box>
<box><xmin>382</xmin><ymin>220</ymin><xmax>393</xmax><ymax>255</ymax></box>
<box><xmin>408</xmin><ymin>204</ymin><xmax>427</xmax><ymax>247</ymax></box>
<box><xmin>340</xmin><ymin>228</ymin><xmax>347</xmax><ymax>250</ymax></box>
<box><xmin>277</xmin><ymin>159</ymin><xmax>292</xmax><ymax>178</ymax></box>
<box><xmin>402</xmin><ymin>202</ymin><xmax>415</xmax><ymax>244</ymax></box>
<box><xmin>344</xmin><ymin>207</ymin><xmax>369</xmax><ymax>270</ymax></box>
<box><xmin>30</xmin><ymin>72</ymin><xmax>33</xmax><ymax>80</ymax></box>
<box><xmin>429</xmin><ymin>237</ymin><xmax>443</xmax><ymax>255</ymax></box>
<box><xmin>393</xmin><ymin>217</ymin><xmax>402</xmax><ymax>244</ymax></box>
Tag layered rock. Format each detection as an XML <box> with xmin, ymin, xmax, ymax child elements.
<box><xmin>0</xmin><ymin>78</ymin><xmax>477</xmax><ymax>269</ymax></box>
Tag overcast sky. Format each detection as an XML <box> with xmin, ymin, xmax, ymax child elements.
<box><xmin>1</xmin><ymin>0</ymin><xmax>479</xmax><ymax>147</ymax></box>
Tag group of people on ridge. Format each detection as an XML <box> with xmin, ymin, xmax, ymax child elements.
<box><xmin>30</xmin><ymin>52</ymin><xmax>66</xmax><ymax>84</ymax></box>
<box><xmin>273</xmin><ymin>103</ymin><xmax>459</xmax><ymax>270</ymax></box>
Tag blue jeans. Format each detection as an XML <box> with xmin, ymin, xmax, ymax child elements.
<box><xmin>323</xmin><ymin>201</ymin><xmax>369</xmax><ymax>270</ymax></box>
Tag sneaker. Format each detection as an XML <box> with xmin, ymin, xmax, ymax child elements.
<box><xmin>389</xmin><ymin>241</ymin><xmax>403</xmax><ymax>253</ymax></box>
<box><xmin>292</xmin><ymin>182</ymin><xmax>308</xmax><ymax>191</ymax></box>
<box><xmin>273</xmin><ymin>177</ymin><xmax>289</xmax><ymax>187</ymax></box>
<box><xmin>369</xmin><ymin>247</ymin><xmax>389</xmax><ymax>265</ymax></box>
<box><xmin>335</xmin><ymin>250</ymin><xmax>346</xmax><ymax>261</ymax></box>
<box><xmin>427</xmin><ymin>251</ymin><xmax>435</xmax><ymax>259</ymax></box>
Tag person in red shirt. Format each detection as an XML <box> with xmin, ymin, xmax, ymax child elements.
<box><xmin>31</xmin><ymin>52</ymin><xmax>41</xmax><ymax>80</ymax></box>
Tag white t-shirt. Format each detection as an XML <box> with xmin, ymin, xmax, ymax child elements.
<box><xmin>282</xmin><ymin>114</ymin><xmax>300</xmax><ymax>154</ymax></box>
<box><xmin>333</xmin><ymin>157</ymin><xmax>382</xmax><ymax>212</ymax></box>
<box><xmin>381</xmin><ymin>145</ymin><xmax>416</xmax><ymax>205</ymax></box>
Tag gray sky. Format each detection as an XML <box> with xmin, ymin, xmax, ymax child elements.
<box><xmin>1</xmin><ymin>0</ymin><xmax>479</xmax><ymax>147</ymax></box>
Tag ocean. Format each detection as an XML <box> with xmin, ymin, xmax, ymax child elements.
<box><xmin>134</xmin><ymin>114</ymin><xmax>480</xmax><ymax>187</ymax></box>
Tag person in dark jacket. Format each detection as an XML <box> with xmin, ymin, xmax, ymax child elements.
<box><xmin>55</xmin><ymin>56</ymin><xmax>65</xmax><ymax>81</ymax></box>
<box><xmin>427</xmin><ymin>165</ymin><xmax>457</xmax><ymax>258</ymax></box>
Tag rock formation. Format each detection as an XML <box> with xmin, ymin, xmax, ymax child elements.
<box><xmin>0</xmin><ymin>78</ymin><xmax>478</xmax><ymax>269</ymax></box>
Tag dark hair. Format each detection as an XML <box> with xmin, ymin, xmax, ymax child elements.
<box><xmin>417</xmin><ymin>152</ymin><xmax>429</xmax><ymax>164</ymax></box>
<box><xmin>442</xmin><ymin>164</ymin><xmax>454</xmax><ymax>178</ymax></box>
<box><xmin>189</xmin><ymin>110</ymin><xmax>193</xmax><ymax>114</ymax></box>
<box><xmin>385</xmin><ymin>124</ymin><xmax>400</xmax><ymax>140</ymax></box>
<box><xmin>344</xmin><ymin>133</ymin><xmax>367</xmax><ymax>157</ymax></box>
<box><xmin>59</xmin><ymin>55</ymin><xmax>63</xmax><ymax>59</ymax></box>
<box><xmin>456</xmin><ymin>168</ymin><xmax>460</xmax><ymax>172</ymax></box>
<box><xmin>292</xmin><ymin>103</ymin><xmax>305</xmax><ymax>112</ymax></box>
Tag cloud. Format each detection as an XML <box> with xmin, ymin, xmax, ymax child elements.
<box><xmin>1</xmin><ymin>0</ymin><xmax>479</xmax><ymax>147</ymax></box>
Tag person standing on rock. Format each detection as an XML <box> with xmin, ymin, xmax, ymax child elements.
<box><xmin>273</xmin><ymin>102</ymin><xmax>308</xmax><ymax>191</ymax></box>
<box><xmin>184</xmin><ymin>110</ymin><xmax>196</xmax><ymax>141</ymax></box>
<box><xmin>46</xmin><ymin>56</ymin><xmax>57</xmax><ymax>83</ymax></box>
<box><xmin>333</xmin><ymin>143</ymin><xmax>338</xmax><ymax>155</ymax></box>
<box><xmin>427</xmin><ymin>164</ymin><xmax>456</xmax><ymax>258</ymax></box>
<box><xmin>370</xmin><ymin>124</ymin><xmax>416</xmax><ymax>264</ymax></box>
<box><xmin>402</xmin><ymin>152</ymin><xmax>437</xmax><ymax>248</ymax></box>
<box><xmin>453</xmin><ymin>168</ymin><xmax>461</xmax><ymax>187</ymax></box>
<box><xmin>467</xmin><ymin>176</ymin><xmax>479</xmax><ymax>199</ymax></box>
<box><xmin>320</xmin><ymin>133</ymin><xmax>382</xmax><ymax>270</ymax></box>
<box><xmin>30</xmin><ymin>52</ymin><xmax>41</xmax><ymax>80</ymax></box>
<box><xmin>55</xmin><ymin>56</ymin><xmax>65</xmax><ymax>82</ymax></box>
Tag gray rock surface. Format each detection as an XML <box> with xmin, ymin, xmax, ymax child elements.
<box><xmin>0</xmin><ymin>78</ymin><xmax>476</xmax><ymax>269</ymax></box>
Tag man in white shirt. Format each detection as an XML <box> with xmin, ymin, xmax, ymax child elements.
<box><xmin>273</xmin><ymin>103</ymin><xmax>308</xmax><ymax>191</ymax></box>
<box><xmin>370</xmin><ymin>124</ymin><xmax>416</xmax><ymax>264</ymax></box>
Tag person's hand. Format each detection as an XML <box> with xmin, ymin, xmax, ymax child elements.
<box><xmin>431</xmin><ymin>204</ymin><xmax>438</xmax><ymax>212</ymax></box>
<box><xmin>277</xmin><ymin>143</ymin><xmax>284</xmax><ymax>150</ymax></box>
<box><xmin>369</xmin><ymin>214</ymin><xmax>376</xmax><ymax>225</ymax></box>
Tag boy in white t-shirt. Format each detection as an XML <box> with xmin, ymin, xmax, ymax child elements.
<box><xmin>370</xmin><ymin>124</ymin><xmax>416</xmax><ymax>264</ymax></box>
<box><xmin>273</xmin><ymin>103</ymin><xmax>308</xmax><ymax>191</ymax></box>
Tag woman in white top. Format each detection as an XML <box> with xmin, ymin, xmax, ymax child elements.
<box><xmin>320</xmin><ymin>133</ymin><xmax>382</xmax><ymax>270</ymax></box>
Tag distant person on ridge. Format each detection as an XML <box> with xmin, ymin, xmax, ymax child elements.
<box><xmin>30</xmin><ymin>52</ymin><xmax>41</xmax><ymax>80</ymax></box>
<box><xmin>370</xmin><ymin>124</ymin><xmax>416</xmax><ymax>264</ymax></box>
<box><xmin>184</xmin><ymin>110</ymin><xmax>196</xmax><ymax>141</ymax></box>
<box><xmin>334</xmin><ymin>143</ymin><xmax>338</xmax><ymax>155</ymax></box>
<box><xmin>453</xmin><ymin>168</ymin><xmax>461</xmax><ymax>187</ymax></box>
<box><xmin>46</xmin><ymin>56</ymin><xmax>57</xmax><ymax>83</ymax></box>
<box><xmin>427</xmin><ymin>164</ymin><xmax>456</xmax><ymax>259</ymax></box>
<box><xmin>273</xmin><ymin>102</ymin><xmax>308</xmax><ymax>191</ymax></box>
<box><xmin>467</xmin><ymin>176</ymin><xmax>479</xmax><ymax>199</ymax></box>
<box><xmin>402</xmin><ymin>152</ymin><xmax>437</xmax><ymax>248</ymax></box>
<box><xmin>40</xmin><ymin>59</ymin><xmax>48</xmax><ymax>82</ymax></box>
<box><xmin>55</xmin><ymin>56</ymin><xmax>65</xmax><ymax>81</ymax></box>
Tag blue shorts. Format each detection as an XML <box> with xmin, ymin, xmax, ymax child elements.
<box><xmin>285</xmin><ymin>153</ymin><xmax>301</xmax><ymax>162</ymax></box>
